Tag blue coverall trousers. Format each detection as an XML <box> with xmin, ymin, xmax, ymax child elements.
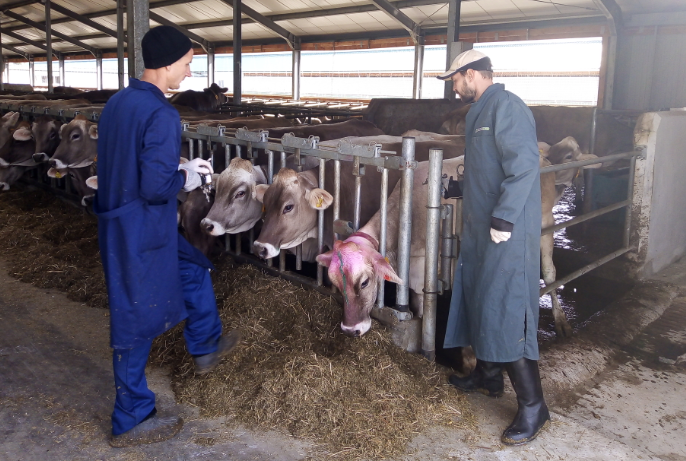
<box><xmin>111</xmin><ymin>257</ymin><xmax>222</xmax><ymax>435</ymax></box>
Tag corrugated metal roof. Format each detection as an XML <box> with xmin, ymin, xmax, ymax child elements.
<box><xmin>0</xmin><ymin>0</ymin><xmax>676</xmax><ymax>57</ymax></box>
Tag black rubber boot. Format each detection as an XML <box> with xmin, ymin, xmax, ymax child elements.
<box><xmin>448</xmin><ymin>360</ymin><xmax>504</xmax><ymax>398</ymax></box>
<box><xmin>501</xmin><ymin>358</ymin><xmax>551</xmax><ymax>446</ymax></box>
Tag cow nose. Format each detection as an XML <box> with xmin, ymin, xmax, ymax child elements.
<box><xmin>33</xmin><ymin>153</ymin><xmax>46</xmax><ymax>163</ymax></box>
<box><xmin>205</xmin><ymin>222</ymin><xmax>214</xmax><ymax>232</ymax></box>
<box><xmin>353</xmin><ymin>330</ymin><xmax>361</xmax><ymax>337</ymax></box>
<box><xmin>49</xmin><ymin>159</ymin><xmax>57</xmax><ymax>168</ymax></box>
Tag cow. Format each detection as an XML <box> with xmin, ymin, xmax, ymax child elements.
<box><xmin>0</xmin><ymin>122</ymin><xmax>37</xmax><ymax>190</ymax></box>
<box><xmin>170</xmin><ymin>83</ymin><xmax>228</xmax><ymax>112</ymax></box>
<box><xmin>251</xmin><ymin>138</ymin><xmax>464</xmax><ymax>262</ymax></box>
<box><xmin>0</xmin><ymin>112</ymin><xmax>21</xmax><ymax>150</ymax></box>
<box><xmin>47</xmin><ymin>114</ymin><xmax>98</xmax><ymax>205</ymax></box>
<box><xmin>315</xmin><ymin>137</ymin><xmax>595</xmax><ymax>338</ymax></box>
<box><xmin>364</xmin><ymin>98</ymin><xmax>468</xmax><ymax>135</ymax></box>
<box><xmin>178</xmin><ymin>174</ymin><xmax>219</xmax><ymax>257</ymax></box>
<box><xmin>31</xmin><ymin>115</ymin><xmax>63</xmax><ymax>164</ymax></box>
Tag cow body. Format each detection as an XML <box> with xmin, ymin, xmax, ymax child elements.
<box><xmin>170</xmin><ymin>83</ymin><xmax>228</xmax><ymax>111</ymax></box>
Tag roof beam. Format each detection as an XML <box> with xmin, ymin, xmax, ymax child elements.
<box><xmin>49</xmin><ymin>1</ymin><xmax>124</xmax><ymax>42</ymax></box>
<box><xmin>1</xmin><ymin>44</ymin><xmax>30</xmax><ymax>59</ymax></box>
<box><xmin>148</xmin><ymin>11</ymin><xmax>211</xmax><ymax>52</ymax></box>
<box><xmin>0</xmin><ymin>0</ymin><xmax>41</xmax><ymax>11</ymax></box>
<box><xmin>369</xmin><ymin>0</ymin><xmax>423</xmax><ymax>44</ymax></box>
<box><xmin>3</xmin><ymin>10</ymin><xmax>99</xmax><ymax>56</ymax></box>
<box><xmin>220</xmin><ymin>0</ymin><xmax>300</xmax><ymax>50</ymax></box>
<box><xmin>2</xmin><ymin>29</ymin><xmax>62</xmax><ymax>58</ymax></box>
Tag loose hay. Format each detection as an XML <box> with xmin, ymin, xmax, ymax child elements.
<box><xmin>0</xmin><ymin>186</ymin><xmax>475</xmax><ymax>460</ymax></box>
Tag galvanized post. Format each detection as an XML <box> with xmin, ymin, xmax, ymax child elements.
<box><xmin>444</xmin><ymin>0</ymin><xmax>464</xmax><ymax>100</ymax></box>
<box><xmin>292</xmin><ymin>48</ymin><xmax>301</xmax><ymax>101</ymax></box>
<box><xmin>198</xmin><ymin>137</ymin><xmax>205</xmax><ymax>160</ymax></box>
<box><xmin>376</xmin><ymin>167</ymin><xmax>389</xmax><ymax>309</ymax></box>
<box><xmin>352</xmin><ymin>156</ymin><xmax>363</xmax><ymax>231</ymax></box>
<box><xmin>188</xmin><ymin>137</ymin><xmax>194</xmax><ymax>160</ymax></box>
<box><xmin>412</xmin><ymin>42</ymin><xmax>424</xmax><ymax>99</ymax></box>
<box><xmin>232</xmin><ymin>0</ymin><xmax>242</xmax><ymax>105</ymax></box>
<box><xmin>279</xmin><ymin>151</ymin><xmax>287</xmax><ymax>271</ymax></box>
<box><xmin>207</xmin><ymin>46</ymin><xmax>215</xmax><ymax>86</ymax></box>
<box><xmin>317</xmin><ymin>158</ymin><xmax>326</xmax><ymax>286</ymax></box>
<box><xmin>126</xmin><ymin>0</ymin><xmax>149</xmax><ymax>79</ymax></box>
<box><xmin>96</xmin><ymin>52</ymin><xmax>103</xmax><ymax>90</ymax></box>
<box><xmin>29</xmin><ymin>56</ymin><xmax>35</xmax><ymax>88</ymax></box>
<box><xmin>440</xmin><ymin>203</ymin><xmax>455</xmax><ymax>294</ymax></box>
<box><xmin>396</xmin><ymin>137</ymin><xmax>415</xmax><ymax>312</ymax></box>
<box><xmin>422</xmin><ymin>148</ymin><xmax>443</xmax><ymax>360</ymax></box>
<box><xmin>267</xmin><ymin>150</ymin><xmax>274</xmax><ymax>183</ymax></box>
<box><xmin>116</xmin><ymin>0</ymin><xmax>125</xmax><ymax>89</ymax></box>
<box><xmin>333</xmin><ymin>160</ymin><xmax>341</xmax><ymax>240</ymax></box>
<box><xmin>59</xmin><ymin>55</ymin><xmax>65</xmax><ymax>87</ymax></box>
<box><xmin>590</xmin><ymin>107</ymin><xmax>598</xmax><ymax>157</ymax></box>
<box><xmin>45</xmin><ymin>0</ymin><xmax>53</xmax><ymax>94</ymax></box>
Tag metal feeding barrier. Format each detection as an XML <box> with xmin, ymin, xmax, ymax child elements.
<box><xmin>0</xmin><ymin>101</ymin><xmax>645</xmax><ymax>362</ymax></box>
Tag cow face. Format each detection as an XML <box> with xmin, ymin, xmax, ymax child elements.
<box><xmin>252</xmin><ymin>168</ymin><xmax>333</xmax><ymax>260</ymax></box>
<box><xmin>317</xmin><ymin>236</ymin><xmax>402</xmax><ymax>337</ymax></box>
<box><xmin>32</xmin><ymin>116</ymin><xmax>63</xmax><ymax>163</ymax></box>
<box><xmin>0</xmin><ymin>122</ymin><xmax>37</xmax><ymax>190</ymax></box>
<box><xmin>546</xmin><ymin>136</ymin><xmax>600</xmax><ymax>187</ymax></box>
<box><xmin>50</xmin><ymin>115</ymin><xmax>98</xmax><ymax>170</ymax></box>
<box><xmin>206</xmin><ymin>83</ymin><xmax>228</xmax><ymax>106</ymax></box>
<box><xmin>201</xmin><ymin>158</ymin><xmax>266</xmax><ymax>236</ymax></box>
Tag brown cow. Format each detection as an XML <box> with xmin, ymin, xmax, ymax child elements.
<box><xmin>0</xmin><ymin>122</ymin><xmax>37</xmax><ymax>190</ymax></box>
<box><xmin>31</xmin><ymin>115</ymin><xmax>63</xmax><ymax>164</ymax></box>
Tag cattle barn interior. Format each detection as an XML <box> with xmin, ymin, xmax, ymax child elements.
<box><xmin>1</xmin><ymin>0</ymin><xmax>686</xmax><ymax>459</ymax></box>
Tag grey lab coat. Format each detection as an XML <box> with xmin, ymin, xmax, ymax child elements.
<box><xmin>443</xmin><ymin>83</ymin><xmax>542</xmax><ymax>362</ymax></box>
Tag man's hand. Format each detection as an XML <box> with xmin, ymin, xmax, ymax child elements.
<box><xmin>179</xmin><ymin>158</ymin><xmax>213</xmax><ymax>192</ymax></box>
<box><xmin>490</xmin><ymin>228</ymin><xmax>511</xmax><ymax>244</ymax></box>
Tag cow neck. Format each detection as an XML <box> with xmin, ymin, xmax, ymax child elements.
<box><xmin>347</xmin><ymin>231</ymin><xmax>378</xmax><ymax>250</ymax></box>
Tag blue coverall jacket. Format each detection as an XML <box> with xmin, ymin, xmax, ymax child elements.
<box><xmin>443</xmin><ymin>83</ymin><xmax>542</xmax><ymax>362</ymax></box>
<box><xmin>94</xmin><ymin>78</ymin><xmax>212</xmax><ymax>350</ymax></box>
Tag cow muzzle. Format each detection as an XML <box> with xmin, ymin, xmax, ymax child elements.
<box><xmin>340</xmin><ymin>318</ymin><xmax>372</xmax><ymax>337</ymax></box>
<box><xmin>0</xmin><ymin>182</ymin><xmax>9</xmax><ymax>191</ymax></box>
<box><xmin>33</xmin><ymin>153</ymin><xmax>49</xmax><ymax>163</ymax></box>
<box><xmin>49</xmin><ymin>159</ymin><xmax>68</xmax><ymax>169</ymax></box>
<box><xmin>253</xmin><ymin>241</ymin><xmax>279</xmax><ymax>260</ymax></box>
<box><xmin>201</xmin><ymin>218</ymin><xmax>225</xmax><ymax>236</ymax></box>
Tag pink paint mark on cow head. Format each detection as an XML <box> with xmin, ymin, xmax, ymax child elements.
<box><xmin>317</xmin><ymin>233</ymin><xmax>402</xmax><ymax>337</ymax></box>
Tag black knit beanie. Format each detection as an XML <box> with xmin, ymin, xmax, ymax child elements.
<box><xmin>142</xmin><ymin>26</ymin><xmax>193</xmax><ymax>69</ymax></box>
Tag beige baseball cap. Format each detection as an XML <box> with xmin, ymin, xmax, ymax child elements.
<box><xmin>437</xmin><ymin>49</ymin><xmax>493</xmax><ymax>80</ymax></box>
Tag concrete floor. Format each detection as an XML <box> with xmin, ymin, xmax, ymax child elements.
<box><xmin>1</xmin><ymin>257</ymin><xmax>685</xmax><ymax>460</ymax></box>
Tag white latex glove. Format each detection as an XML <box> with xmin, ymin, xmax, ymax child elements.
<box><xmin>179</xmin><ymin>158</ymin><xmax>213</xmax><ymax>192</ymax></box>
<box><xmin>490</xmin><ymin>228</ymin><xmax>511</xmax><ymax>244</ymax></box>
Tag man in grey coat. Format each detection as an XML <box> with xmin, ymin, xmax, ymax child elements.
<box><xmin>438</xmin><ymin>49</ymin><xmax>550</xmax><ymax>445</ymax></box>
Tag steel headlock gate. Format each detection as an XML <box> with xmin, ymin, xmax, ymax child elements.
<box><xmin>1</xmin><ymin>101</ymin><xmax>644</xmax><ymax>362</ymax></box>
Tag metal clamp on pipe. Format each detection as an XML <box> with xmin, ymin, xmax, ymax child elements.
<box><xmin>281</xmin><ymin>133</ymin><xmax>319</xmax><ymax>150</ymax></box>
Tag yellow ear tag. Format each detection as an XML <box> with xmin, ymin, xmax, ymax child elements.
<box><xmin>316</xmin><ymin>197</ymin><xmax>324</xmax><ymax>208</ymax></box>
<box><xmin>539</xmin><ymin>149</ymin><xmax>544</xmax><ymax>154</ymax></box>
<box><xmin>93</xmin><ymin>155</ymin><xmax>97</xmax><ymax>162</ymax></box>
<box><xmin>262</xmin><ymin>205</ymin><xmax>265</xmax><ymax>213</ymax></box>
<box><xmin>385</xmin><ymin>257</ymin><xmax>390</xmax><ymax>263</ymax></box>
<box><xmin>54</xmin><ymin>171</ymin><xmax>63</xmax><ymax>179</ymax></box>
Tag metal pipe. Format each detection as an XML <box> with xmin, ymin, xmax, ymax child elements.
<box><xmin>396</xmin><ymin>136</ymin><xmax>415</xmax><ymax>312</ymax></box>
<box><xmin>233</xmin><ymin>0</ymin><xmax>242</xmax><ymax>105</ymax></box>
<box><xmin>376</xmin><ymin>167</ymin><xmax>389</xmax><ymax>309</ymax></box>
<box><xmin>623</xmin><ymin>155</ymin><xmax>637</xmax><ymax>248</ymax></box>
<box><xmin>353</xmin><ymin>156</ymin><xmax>362</xmax><ymax>231</ymax></box>
<box><xmin>540</xmin><ymin>246</ymin><xmax>633</xmax><ymax>296</ymax></box>
<box><xmin>116</xmin><ymin>0</ymin><xmax>125</xmax><ymax>89</ymax></box>
<box><xmin>278</xmin><ymin>150</ymin><xmax>287</xmax><ymax>271</ymax></box>
<box><xmin>412</xmin><ymin>42</ymin><xmax>424</xmax><ymax>99</ymax></box>
<box><xmin>235</xmin><ymin>144</ymin><xmax>242</xmax><ymax>159</ymax></box>
<box><xmin>267</xmin><ymin>149</ymin><xmax>274</xmax><ymax>183</ymax></box>
<box><xmin>590</xmin><ymin>106</ymin><xmax>598</xmax><ymax>156</ymax></box>
<box><xmin>45</xmin><ymin>0</ymin><xmax>53</xmax><ymax>94</ymax></box>
<box><xmin>421</xmin><ymin>148</ymin><xmax>443</xmax><ymax>361</ymax></box>
<box><xmin>333</xmin><ymin>159</ymin><xmax>341</xmax><ymax>241</ymax></box>
<box><xmin>96</xmin><ymin>52</ymin><xmax>103</xmax><ymax>90</ymax></box>
<box><xmin>317</xmin><ymin>158</ymin><xmax>325</xmax><ymax>286</ymax></box>
<box><xmin>207</xmin><ymin>46</ymin><xmax>215</xmax><ymax>86</ymax></box>
<box><xmin>292</xmin><ymin>48</ymin><xmax>300</xmax><ymax>101</ymax></box>
<box><xmin>540</xmin><ymin>150</ymin><xmax>640</xmax><ymax>174</ymax></box>
<box><xmin>296</xmin><ymin>244</ymin><xmax>302</xmax><ymax>271</ymax></box>
<box><xmin>198</xmin><ymin>137</ymin><xmax>205</xmax><ymax>160</ymax></box>
<box><xmin>29</xmin><ymin>56</ymin><xmax>34</xmax><ymax>87</ymax></box>
<box><xmin>225</xmin><ymin>143</ymin><xmax>231</xmax><ymax>171</ymax></box>
<box><xmin>0</xmin><ymin>26</ymin><xmax>3</xmax><ymax>91</ymax></box>
<box><xmin>541</xmin><ymin>199</ymin><xmax>630</xmax><ymax>236</ymax></box>
<box><xmin>440</xmin><ymin>203</ymin><xmax>455</xmax><ymax>294</ymax></box>
<box><xmin>59</xmin><ymin>55</ymin><xmax>65</xmax><ymax>87</ymax></box>
<box><xmin>188</xmin><ymin>137</ymin><xmax>194</xmax><ymax>160</ymax></box>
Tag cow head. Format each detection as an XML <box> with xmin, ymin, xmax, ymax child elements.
<box><xmin>201</xmin><ymin>158</ymin><xmax>267</xmax><ymax>235</ymax></box>
<box><xmin>316</xmin><ymin>234</ymin><xmax>403</xmax><ymax>337</ymax></box>
<box><xmin>50</xmin><ymin>114</ymin><xmax>98</xmax><ymax>170</ymax></box>
<box><xmin>252</xmin><ymin>168</ymin><xmax>333</xmax><ymax>260</ymax></box>
<box><xmin>0</xmin><ymin>121</ymin><xmax>37</xmax><ymax>190</ymax></box>
<box><xmin>206</xmin><ymin>83</ymin><xmax>229</xmax><ymax>107</ymax></box>
<box><xmin>32</xmin><ymin>115</ymin><xmax>63</xmax><ymax>163</ymax></box>
<box><xmin>546</xmin><ymin>136</ymin><xmax>599</xmax><ymax>187</ymax></box>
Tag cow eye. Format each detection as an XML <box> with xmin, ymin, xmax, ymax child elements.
<box><xmin>234</xmin><ymin>190</ymin><xmax>245</xmax><ymax>199</ymax></box>
<box><xmin>283</xmin><ymin>204</ymin><xmax>294</xmax><ymax>214</ymax></box>
<box><xmin>49</xmin><ymin>132</ymin><xmax>57</xmax><ymax>139</ymax></box>
<box><xmin>565</xmin><ymin>154</ymin><xmax>572</xmax><ymax>160</ymax></box>
<box><xmin>360</xmin><ymin>278</ymin><xmax>370</xmax><ymax>289</ymax></box>
<box><xmin>71</xmin><ymin>133</ymin><xmax>80</xmax><ymax>141</ymax></box>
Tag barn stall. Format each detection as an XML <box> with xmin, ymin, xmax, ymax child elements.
<box><xmin>1</xmin><ymin>0</ymin><xmax>686</xmax><ymax>459</ymax></box>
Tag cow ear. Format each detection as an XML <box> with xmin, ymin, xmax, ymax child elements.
<box><xmin>316</xmin><ymin>249</ymin><xmax>335</xmax><ymax>267</ymax></box>
<box><xmin>88</xmin><ymin>124</ymin><xmax>98</xmax><ymax>140</ymax></box>
<box><xmin>305</xmin><ymin>188</ymin><xmax>333</xmax><ymax>210</ymax></box>
<box><xmin>12</xmin><ymin>126</ymin><xmax>32</xmax><ymax>141</ymax></box>
<box><xmin>179</xmin><ymin>157</ymin><xmax>189</xmax><ymax>164</ymax></box>
<box><xmin>59</xmin><ymin>124</ymin><xmax>67</xmax><ymax>138</ymax></box>
<box><xmin>254</xmin><ymin>184</ymin><xmax>269</xmax><ymax>203</ymax></box>
<box><xmin>85</xmin><ymin>176</ymin><xmax>98</xmax><ymax>190</ymax></box>
<box><xmin>47</xmin><ymin>167</ymin><xmax>66</xmax><ymax>179</ymax></box>
<box><xmin>5</xmin><ymin>112</ymin><xmax>20</xmax><ymax>128</ymax></box>
<box><xmin>372</xmin><ymin>253</ymin><xmax>403</xmax><ymax>285</ymax></box>
<box><xmin>538</xmin><ymin>142</ymin><xmax>550</xmax><ymax>157</ymax></box>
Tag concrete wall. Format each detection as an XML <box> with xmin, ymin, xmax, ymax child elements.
<box><xmin>632</xmin><ymin>111</ymin><xmax>686</xmax><ymax>277</ymax></box>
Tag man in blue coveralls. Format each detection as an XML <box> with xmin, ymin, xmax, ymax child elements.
<box><xmin>94</xmin><ymin>26</ymin><xmax>240</xmax><ymax>447</ymax></box>
<box><xmin>438</xmin><ymin>50</ymin><xmax>550</xmax><ymax>445</ymax></box>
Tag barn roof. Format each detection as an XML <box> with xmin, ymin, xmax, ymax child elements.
<box><xmin>0</xmin><ymin>0</ymin><xmax>681</xmax><ymax>58</ymax></box>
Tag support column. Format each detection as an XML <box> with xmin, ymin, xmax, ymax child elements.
<box><xmin>117</xmin><ymin>0</ymin><xmax>126</xmax><ymax>88</ymax></box>
<box><xmin>444</xmin><ymin>0</ymin><xmax>470</xmax><ymax>100</ymax></box>
<box><xmin>412</xmin><ymin>42</ymin><xmax>424</xmax><ymax>99</ymax></box>
<box><xmin>96</xmin><ymin>52</ymin><xmax>103</xmax><ymax>90</ymax></box>
<box><xmin>0</xmin><ymin>23</ymin><xmax>4</xmax><ymax>91</ymax></box>
<box><xmin>45</xmin><ymin>0</ymin><xmax>53</xmax><ymax>93</ymax></box>
<box><xmin>126</xmin><ymin>0</ymin><xmax>149</xmax><ymax>79</ymax></box>
<box><xmin>5</xmin><ymin>62</ymin><xmax>9</xmax><ymax>86</ymax></box>
<box><xmin>232</xmin><ymin>0</ymin><xmax>241</xmax><ymax>105</ymax></box>
<box><xmin>292</xmin><ymin>47</ymin><xmax>300</xmax><ymax>101</ymax></box>
<box><xmin>207</xmin><ymin>45</ymin><xmax>215</xmax><ymax>87</ymax></box>
<box><xmin>29</xmin><ymin>56</ymin><xmax>35</xmax><ymax>88</ymax></box>
<box><xmin>59</xmin><ymin>55</ymin><xmax>65</xmax><ymax>86</ymax></box>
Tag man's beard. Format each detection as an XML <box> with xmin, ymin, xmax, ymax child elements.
<box><xmin>457</xmin><ymin>81</ymin><xmax>476</xmax><ymax>103</ymax></box>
